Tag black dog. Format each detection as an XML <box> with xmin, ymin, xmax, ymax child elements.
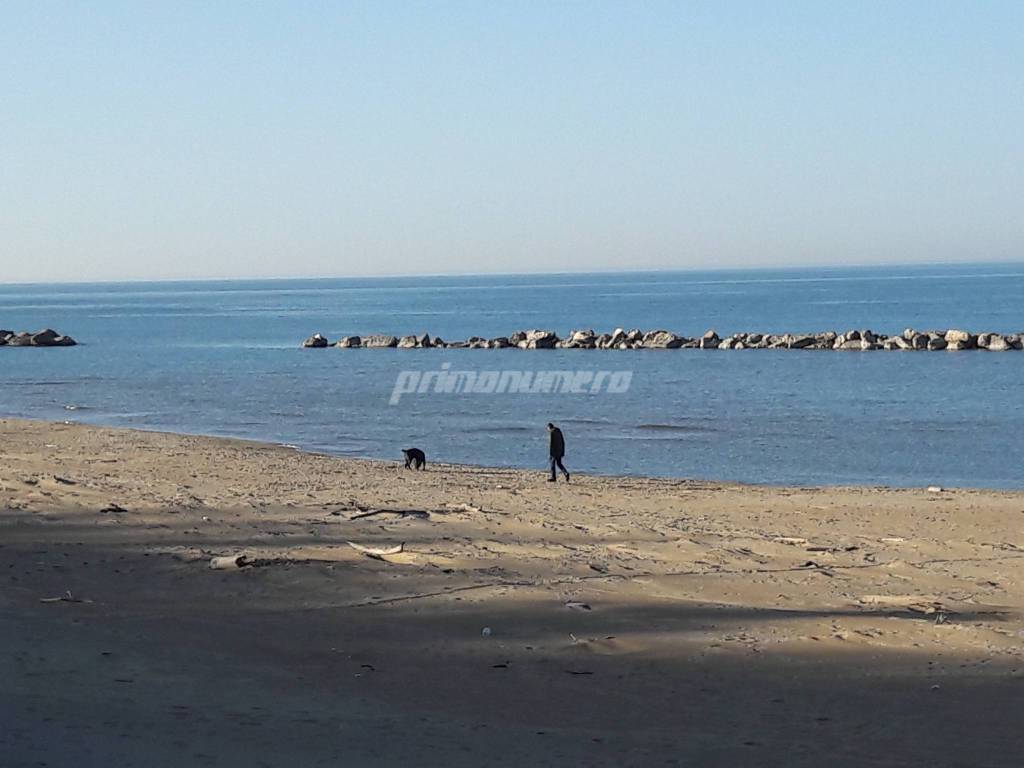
<box><xmin>402</xmin><ymin>448</ymin><xmax>426</xmax><ymax>470</ymax></box>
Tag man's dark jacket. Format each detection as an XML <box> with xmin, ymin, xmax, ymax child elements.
<box><xmin>549</xmin><ymin>427</ymin><xmax>565</xmax><ymax>459</ymax></box>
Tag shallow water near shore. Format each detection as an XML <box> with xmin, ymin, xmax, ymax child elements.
<box><xmin>2</xmin><ymin>263</ymin><xmax>1023</xmax><ymax>488</ymax></box>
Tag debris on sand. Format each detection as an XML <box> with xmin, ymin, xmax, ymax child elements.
<box><xmin>210</xmin><ymin>554</ymin><xmax>249</xmax><ymax>570</ymax></box>
<box><xmin>40</xmin><ymin>590</ymin><xmax>92</xmax><ymax>604</ymax></box>
<box><xmin>346</xmin><ymin>541</ymin><xmax>405</xmax><ymax>561</ymax></box>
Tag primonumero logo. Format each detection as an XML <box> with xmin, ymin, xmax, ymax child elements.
<box><xmin>389</xmin><ymin>364</ymin><xmax>633</xmax><ymax>405</ymax></box>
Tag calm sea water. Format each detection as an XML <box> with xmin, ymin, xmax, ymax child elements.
<box><xmin>2</xmin><ymin>264</ymin><xmax>1023</xmax><ymax>488</ymax></box>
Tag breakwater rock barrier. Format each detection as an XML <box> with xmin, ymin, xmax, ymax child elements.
<box><xmin>302</xmin><ymin>328</ymin><xmax>1023</xmax><ymax>351</ymax></box>
<box><xmin>1</xmin><ymin>329</ymin><xmax>77</xmax><ymax>347</ymax></box>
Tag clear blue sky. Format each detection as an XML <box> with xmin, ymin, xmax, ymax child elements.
<box><xmin>2</xmin><ymin>1</ymin><xmax>1021</xmax><ymax>282</ymax></box>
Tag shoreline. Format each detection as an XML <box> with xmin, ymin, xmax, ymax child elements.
<box><xmin>5</xmin><ymin>414</ymin><xmax>1021</xmax><ymax>494</ymax></box>
<box><xmin>3</xmin><ymin>417</ymin><xmax>1023</xmax><ymax>765</ymax></box>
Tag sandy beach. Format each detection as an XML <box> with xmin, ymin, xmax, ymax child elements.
<box><xmin>2</xmin><ymin>417</ymin><xmax>1022</xmax><ymax>767</ymax></box>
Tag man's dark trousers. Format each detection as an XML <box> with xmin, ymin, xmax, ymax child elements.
<box><xmin>550</xmin><ymin>456</ymin><xmax>568</xmax><ymax>481</ymax></box>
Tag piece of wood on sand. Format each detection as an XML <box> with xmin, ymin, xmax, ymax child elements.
<box><xmin>40</xmin><ymin>590</ymin><xmax>93</xmax><ymax>604</ymax></box>
<box><xmin>346</xmin><ymin>541</ymin><xmax>405</xmax><ymax>561</ymax></box>
<box><xmin>445</xmin><ymin>502</ymin><xmax>484</xmax><ymax>514</ymax></box>
<box><xmin>349</xmin><ymin>508</ymin><xmax>431</xmax><ymax>521</ymax></box>
<box><xmin>857</xmin><ymin>594</ymin><xmax>948</xmax><ymax>614</ymax></box>
<box><xmin>210</xmin><ymin>554</ymin><xmax>250</xmax><ymax>570</ymax></box>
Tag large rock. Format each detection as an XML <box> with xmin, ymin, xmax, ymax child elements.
<box><xmin>788</xmin><ymin>335</ymin><xmax>816</xmax><ymax>349</ymax></box>
<box><xmin>836</xmin><ymin>339</ymin><xmax>876</xmax><ymax>350</ymax></box>
<box><xmin>302</xmin><ymin>333</ymin><xmax>329</xmax><ymax>348</ymax></box>
<box><xmin>562</xmin><ymin>329</ymin><xmax>597</xmax><ymax>349</ymax></box>
<box><xmin>945</xmin><ymin>329</ymin><xmax>973</xmax><ymax>345</ymax></box>
<box><xmin>336</xmin><ymin>336</ymin><xmax>361</xmax><ymax>348</ymax></box>
<box><xmin>519</xmin><ymin>330</ymin><xmax>559</xmax><ymax>349</ymax></box>
<box><xmin>363</xmin><ymin>334</ymin><xmax>399</xmax><ymax>348</ymax></box>
<box><xmin>0</xmin><ymin>328</ymin><xmax>76</xmax><ymax>347</ymax></box>
<box><xmin>29</xmin><ymin>329</ymin><xmax>60</xmax><ymax>346</ymax></box>
<box><xmin>396</xmin><ymin>334</ymin><xmax>434</xmax><ymax>348</ymax></box>
<box><xmin>699</xmin><ymin>329</ymin><xmax>720</xmax><ymax>349</ymax></box>
<box><xmin>927</xmin><ymin>336</ymin><xmax>947</xmax><ymax>351</ymax></box>
<box><xmin>489</xmin><ymin>336</ymin><xmax>512</xmax><ymax>348</ymax></box>
<box><xmin>986</xmin><ymin>335</ymin><xmax>1011</xmax><ymax>351</ymax></box>
<box><xmin>641</xmin><ymin>330</ymin><xmax>684</xmax><ymax>349</ymax></box>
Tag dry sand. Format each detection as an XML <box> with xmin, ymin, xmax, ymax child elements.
<box><xmin>2</xmin><ymin>417</ymin><xmax>1022</xmax><ymax>767</ymax></box>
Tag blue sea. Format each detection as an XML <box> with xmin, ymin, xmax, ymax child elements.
<box><xmin>2</xmin><ymin>264</ymin><xmax>1022</xmax><ymax>488</ymax></box>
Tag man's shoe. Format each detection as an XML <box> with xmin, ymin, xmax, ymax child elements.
<box><xmin>547</xmin><ymin>477</ymin><xmax>556</xmax><ymax>482</ymax></box>
<box><xmin>565</xmin><ymin>473</ymin><xmax>570</xmax><ymax>482</ymax></box>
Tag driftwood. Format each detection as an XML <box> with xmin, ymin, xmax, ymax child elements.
<box><xmin>40</xmin><ymin>590</ymin><xmax>92</xmax><ymax>604</ymax></box>
<box><xmin>349</xmin><ymin>508</ymin><xmax>431</xmax><ymax>521</ymax></box>
<box><xmin>774</xmin><ymin>537</ymin><xmax>808</xmax><ymax>546</ymax></box>
<box><xmin>857</xmin><ymin>595</ymin><xmax>948</xmax><ymax>614</ymax></box>
<box><xmin>210</xmin><ymin>554</ymin><xmax>249</xmax><ymax>570</ymax></box>
<box><xmin>208</xmin><ymin>554</ymin><xmax>332</xmax><ymax>570</ymax></box>
<box><xmin>346</xmin><ymin>541</ymin><xmax>405</xmax><ymax>560</ymax></box>
<box><xmin>445</xmin><ymin>502</ymin><xmax>484</xmax><ymax>514</ymax></box>
<box><xmin>346</xmin><ymin>502</ymin><xmax>488</xmax><ymax>521</ymax></box>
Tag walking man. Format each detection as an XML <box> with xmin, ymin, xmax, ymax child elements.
<box><xmin>547</xmin><ymin>422</ymin><xmax>570</xmax><ymax>482</ymax></box>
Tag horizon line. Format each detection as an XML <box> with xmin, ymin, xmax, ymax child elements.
<box><xmin>3</xmin><ymin>257</ymin><xmax>1024</xmax><ymax>288</ymax></box>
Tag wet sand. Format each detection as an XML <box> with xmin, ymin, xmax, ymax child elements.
<box><xmin>2</xmin><ymin>418</ymin><xmax>1022</xmax><ymax>766</ymax></box>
